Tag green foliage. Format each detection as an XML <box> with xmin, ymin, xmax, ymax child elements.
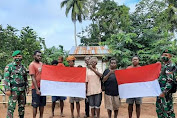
<box><xmin>105</xmin><ymin>33</ymin><xmax>138</xmax><ymax>68</ymax></box>
<box><xmin>0</xmin><ymin>25</ymin><xmax>43</xmax><ymax>71</ymax></box>
<box><xmin>0</xmin><ymin>25</ymin><xmax>68</xmax><ymax>73</ymax></box>
<box><xmin>79</xmin><ymin>0</ymin><xmax>131</xmax><ymax>45</ymax></box>
<box><xmin>78</xmin><ymin>24</ymin><xmax>101</xmax><ymax>46</ymax></box>
<box><xmin>19</xmin><ymin>26</ymin><xmax>43</xmax><ymax>66</ymax></box>
<box><xmin>78</xmin><ymin>0</ymin><xmax>177</xmax><ymax>68</ymax></box>
<box><xmin>60</xmin><ymin>0</ymin><xmax>88</xmax><ymax>23</ymax></box>
<box><xmin>42</xmin><ymin>45</ymin><xmax>69</xmax><ymax>66</ymax></box>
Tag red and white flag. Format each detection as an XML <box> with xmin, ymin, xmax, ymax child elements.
<box><xmin>40</xmin><ymin>65</ymin><xmax>86</xmax><ymax>98</ymax></box>
<box><xmin>115</xmin><ymin>63</ymin><xmax>162</xmax><ymax>99</ymax></box>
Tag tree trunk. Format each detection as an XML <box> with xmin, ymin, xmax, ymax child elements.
<box><xmin>74</xmin><ymin>21</ymin><xmax>77</xmax><ymax>46</ymax></box>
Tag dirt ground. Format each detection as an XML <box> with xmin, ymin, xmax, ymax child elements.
<box><xmin>1</xmin><ymin>94</ymin><xmax>177</xmax><ymax>118</ymax></box>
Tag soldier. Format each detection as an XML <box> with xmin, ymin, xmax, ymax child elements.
<box><xmin>4</xmin><ymin>50</ymin><xmax>29</xmax><ymax>118</ymax></box>
<box><xmin>156</xmin><ymin>49</ymin><xmax>176</xmax><ymax>118</ymax></box>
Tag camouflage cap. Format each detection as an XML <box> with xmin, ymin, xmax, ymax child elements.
<box><xmin>162</xmin><ymin>49</ymin><xmax>172</xmax><ymax>54</ymax></box>
<box><xmin>12</xmin><ymin>50</ymin><xmax>21</xmax><ymax>57</ymax></box>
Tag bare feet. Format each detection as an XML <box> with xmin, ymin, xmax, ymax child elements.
<box><xmin>84</xmin><ymin>115</ymin><xmax>87</xmax><ymax>118</ymax></box>
<box><xmin>60</xmin><ymin>113</ymin><xmax>65</xmax><ymax>117</ymax></box>
<box><xmin>49</xmin><ymin>113</ymin><xmax>54</xmax><ymax>118</ymax></box>
<box><xmin>71</xmin><ymin>115</ymin><xmax>74</xmax><ymax>118</ymax></box>
<box><xmin>49</xmin><ymin>115</ymin><xmax>53</xmax><ymax>118</ymax></box>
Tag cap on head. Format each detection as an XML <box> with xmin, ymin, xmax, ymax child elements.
<box><xmin>12</xmin><ymin>50</ymin><xmax>21</xmax><ymax>57</ymax></box>
<box><xmin>66</xmin><ymin>56</ymin><xmax>76</xmax><ymax>61</ymax></box>
<box><xmin>162</xmin><ymin>49</ymin><xmax>172</xmax><ymax>54</ymax></box>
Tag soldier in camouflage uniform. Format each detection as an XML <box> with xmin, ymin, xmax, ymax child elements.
<box><xmin>156</xmin><ymin>49</ymin><xmax>176</xmax><ymax>118</ymax></box>
<box><xmin>4</xmin><ymin>50</ymin><xmax>29</xmax><ymax>118</ymax></box>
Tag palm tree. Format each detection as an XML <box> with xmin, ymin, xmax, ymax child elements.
<box><xmin>61</xmin><ymin>0</ymin><xmax>88</xmax><ymax>46</ymax></box>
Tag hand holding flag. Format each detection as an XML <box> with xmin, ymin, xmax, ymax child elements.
<box><xmin>115</xmin><ymin>63</ymin><xmax>162</xmax><ymax>99</ymax></box>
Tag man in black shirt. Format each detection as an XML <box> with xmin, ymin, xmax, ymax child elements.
<box><xmin>103</xmin><ymin>58</ymin><xmax>120</xmax><ymax>118</ymax></box>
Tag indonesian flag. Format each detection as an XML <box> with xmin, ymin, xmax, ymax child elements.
<box><xmin>40</xmin><ymin>65</ymin><xmax>86</xmax><ymax>98</ymax></box>
<box><xmin>115</xmin><ymin>63</ymin><xmax>162</xmax><ymax>99</ymax></box>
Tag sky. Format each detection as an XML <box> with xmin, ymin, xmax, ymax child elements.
<box><xmin>0</xmin><ymin>0</ymin><xmax>140</xmax><ymax>51</ymax></box>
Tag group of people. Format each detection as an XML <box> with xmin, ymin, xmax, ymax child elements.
<box><xmin>2</xmin><ymin>49</ymin><xmax>177</xmax><ymax>118</ymax></box>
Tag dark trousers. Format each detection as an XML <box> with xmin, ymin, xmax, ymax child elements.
<box><xmin>85</xmin><ymin>97</ymin><xmax>90</xmax><ymax>117</ymax></box>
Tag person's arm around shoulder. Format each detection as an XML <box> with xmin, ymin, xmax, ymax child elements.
<box><xmin>4</xmin><ymin>65</ymin><xmax>11</xmax><ymax>96</ymax></box>
<box><xmin>29</xmin><ymin>63</ymin><xmax>41</xmax><ymax>95</ymax></box>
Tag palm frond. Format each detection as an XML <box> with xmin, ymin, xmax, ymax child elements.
<box><xmin>77</xmin><ymin>14</ymin><xmax>82</xmax><ymax>23</ymax></box>
<box><xmin>65</xmin><ymin>0</ymin><xmax>74</xmax><ymax>16</ymax></box>
<box><xmin>60</xmin><ymin>0</ymin><xmax>68</xmax><ymax>8</ymax></box>
<box><xmin>72</xmin><ymin>8</ymin><xmax>76</xmax><ymax>22</ymax></box>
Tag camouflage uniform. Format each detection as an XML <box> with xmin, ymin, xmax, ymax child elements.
<box><xmin>156</xmin><ymin>62</ymin><xmax>176</xmax><ymax>118</ymax></box>
<box><xmin>4</xmin><ymin>62</ymin><xmax>28</xmax><ymax>118</ymax></box>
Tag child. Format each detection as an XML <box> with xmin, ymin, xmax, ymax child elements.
<box><xmin>67</xmin><ymin>56</ymin><xmax>83</xmax><ymax>118</ymax></box>
<box><xmin>50</xmin><ymin>59</ymin><xmax>67</xmax><ymax>118</ymax></box>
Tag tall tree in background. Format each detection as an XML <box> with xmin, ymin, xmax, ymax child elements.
<box><xmin>78</xmin><ymin>0</ymin><xmax>130</xmax><ymax>45</ymax></box>
<box><xmin>0</xmin><ymin>25</ymin><xmax>43</xmax><ymax>70</ymax></box>
<box><xmin>0</xmin><ymin>25</ymin><xmax>68</xmax><ymax>71</ymax></box>
<box><xmin>60</xmin><ymin>0</ymin><xmax>88</xmax><ymax>46</ymax></box>
<box><xmin>42</xmin><ymin>45</ymin><xmax>69</xmax><ymax>66</ymax></box>
<box><xmin>166</xmin><ymin>0</ymin><xmax>177</xmax><ymax>32</ymax></box>
<box><xmin>78</xmin><ymin>0</ymin><xmax>177</xmax><ymax>68</ymax></box>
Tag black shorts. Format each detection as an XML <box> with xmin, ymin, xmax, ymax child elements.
<box><xmin>88</xmin><ymin>93</ymin><xmax>102</xmax><ymax>108</ymax></box>
<box><xmin>32</xmin><ymin>89</ymin><xmax>46</xmax><ymax>108</ymax></box>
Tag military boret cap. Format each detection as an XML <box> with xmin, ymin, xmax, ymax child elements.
<box><xmin>12</xmin><ymin>50</ymin><xmax>21</xmax><ymax>57</ymax></box>
<box><xmin>162</xmin><ymin>49</ymin><xmax>172</xmax><ymax>54</ymax></box>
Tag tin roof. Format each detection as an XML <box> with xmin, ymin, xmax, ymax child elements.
<box><xmin>69</xmin><ymin>46</ymin><xmax>110</xmax><ymax>55</ymax></box>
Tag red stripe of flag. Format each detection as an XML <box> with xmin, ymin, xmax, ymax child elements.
<box><xmin>115</xmin><ymin>63</ymin><xmax>161</xmax><ymax>85</ymax></box>
<box><xmin>41</xmin><ymin>65</ymin><xmax>86</xmax><ymax>83</ymax></box>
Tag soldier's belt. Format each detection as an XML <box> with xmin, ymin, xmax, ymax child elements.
<box><xmin>11</xmin><ymin>83</ymin><xmax>26</xmax><ymax>87</ymax></box>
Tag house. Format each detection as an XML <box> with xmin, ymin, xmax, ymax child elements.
<box><xmin>69</xmin><ymin>46</ymin><xmax>111</xmax><ymax>72</ymax></box>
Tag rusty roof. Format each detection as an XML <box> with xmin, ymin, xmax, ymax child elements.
<box><xmin>69</xmin><ymin>46</ymin><xmax>110</xmax><ymax>55</ymax></box>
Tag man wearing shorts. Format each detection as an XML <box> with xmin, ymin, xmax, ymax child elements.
<box><xmin>86</xmin><ymin>57</ymin><xmax>103</xmax><ymax>118</ymax></box>
<box><xmin>50</xmin><ymin>59</ymin><xmax>67</xmax><ymax>118</ymax></box>
<box><xmin>103</xmin><ymin>58</ymin><xmax>120</xmax><ymax>118</ymax></box>
<box><xmin>126</xmin><ymin>56</ymin><xmax>142</xmax><ymax>118</ymax></box>
<box><xmin>29</xmin><ymin>50</ymin><xmax>46</xmax><ymax>118</ymax></box>
<box><xmin>67</xmin><ymin>56</ymin><xmax>83</xmax><ymax>118</ymax></box>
